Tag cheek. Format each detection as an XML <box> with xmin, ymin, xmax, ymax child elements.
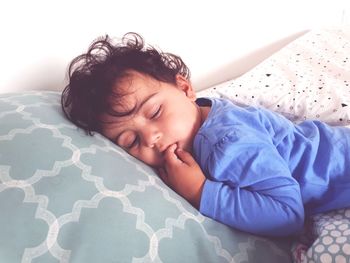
<box><xmin>165</xmin><ymin>107</ymin><xmax>195</xmax><ymax>133</ymax></box>
<box><xmin>130</xmin><ymin>148</ymin><xmax>163</xmax><ymax>167</ymax></box>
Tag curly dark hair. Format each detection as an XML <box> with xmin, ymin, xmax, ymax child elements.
<box><xmin>61</xmin><ymin>32</ymin><xmax>190</xmax><ymax>135</ymax></box>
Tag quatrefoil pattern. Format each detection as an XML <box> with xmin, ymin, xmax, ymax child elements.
<box><xmin>0</xmin><ymin>91</ymin><xmax>291</xmax><ymax>262</ymax></box>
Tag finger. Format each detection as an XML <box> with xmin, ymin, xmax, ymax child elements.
<box><xmin>175</xmin><ymin>148</ymin><xmax>196</xmax><ymax>165</ymax></box>
<box><xmin>164</xmin><ymin>144</ymin><xmax>182</xmax><ymax>164</ymax></box>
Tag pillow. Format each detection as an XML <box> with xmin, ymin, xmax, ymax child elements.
<box><xmin>292</xmin><ymin>208</ymin><xmax>350</xmax><ymax>263</ymax></box>
<box><xmin>197</xmin><ymin>27</ymin><xmax>350</xmax><ymax>126</ymax></box>
<box><xmin>0</xmin><ymin>91</ymin><xmax>293</xmax><ymax>262</ymax></box>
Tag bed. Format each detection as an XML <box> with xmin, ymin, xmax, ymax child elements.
<box><xmin>1</xmin><ymin>27</ymin><xmax>349</xmax><ymax>263</ymax></box>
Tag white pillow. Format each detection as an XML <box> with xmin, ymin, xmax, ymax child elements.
<box><xmin>198</xmin><ymin>27</ymin><xmax>350</xmax><ymax>126</ymax></box>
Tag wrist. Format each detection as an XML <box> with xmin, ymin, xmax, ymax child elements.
<box><xmin>189</xmin><ymin>179</ymin><xmax>206</xmax><ymax>209</ymax></box>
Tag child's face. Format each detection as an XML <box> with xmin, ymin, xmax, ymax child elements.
<box><xmin>101</xmin><ymin>71</ymin><xmax>204</xmax><ymax>168</ymax></box>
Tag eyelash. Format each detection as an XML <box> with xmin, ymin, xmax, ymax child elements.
<box><xmin>127</xmin><ymin>136</ymin><xmax>139</xmax><ymax>149</ymax></box>
<box><xmin>126</xmin><ymin>105</ymin><xmax>162</xmax><ymax>149</ymax></box>
<box><xmin>151</xmin><ymin>106</ymin><xmax>161</xmax><ymax>119</ymax></box>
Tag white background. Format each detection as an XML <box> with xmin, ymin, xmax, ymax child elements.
<box><xmin>0</xmin><ymin>0</ymin><xmax>349</xmax><ymax>93</ymax></box>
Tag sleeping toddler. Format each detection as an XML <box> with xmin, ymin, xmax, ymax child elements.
<box><xmin>61</xmin><ymin>32</ymin><xmax>350</xmax><ymax>236</ymax></box>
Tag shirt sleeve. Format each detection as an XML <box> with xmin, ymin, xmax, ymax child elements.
<box><xmin>199</xmin><ymin>132</ymin><xmax>304</xmax><ymax>236</ymax></box>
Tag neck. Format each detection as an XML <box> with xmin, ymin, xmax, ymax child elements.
<box><xmin>198</xmin><ymin>105</ymin><xmax>210</xmax><ymax>126</ymax></box>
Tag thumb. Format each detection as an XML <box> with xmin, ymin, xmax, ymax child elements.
<box><xmin>164</xmin><ymin>144</ymin><xmax>181</xmax><ymax>164</ymax></box>
<box><xmin>175</xmin><ymin>148</ymin><xmax>196</xmax><ymax>165</ymax></box>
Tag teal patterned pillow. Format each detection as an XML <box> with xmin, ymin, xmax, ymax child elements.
<box><xmin>0</xmin><ymin>91</ymin><xmax>293</xmax><ymax>263</ymax></box>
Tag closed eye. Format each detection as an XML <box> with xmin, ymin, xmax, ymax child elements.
<box><xmin>151</xmin><ymin>106</ymin><xmax>162</xmax><ymax>119</ymax></box>
<box><xmin>126</xmin><ymin>136</ymin><xmax>139</xmax><ymax>149</ymax></box>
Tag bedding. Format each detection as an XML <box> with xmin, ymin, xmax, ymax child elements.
<box><xmin>0</xmin><ymin>92</ymin><xmax>291</xmax><ymax>262</ymax></box>
<box><xmin>198</xmin><ymin>27</ymin><xmax>350</xmax><ymax>126</ymax></box>
<box><xmin>197</xmin><ymin>26</ymin><xmax>350</xmax><ymax>263</ymax></box>
<box><xmin>1</xmin><ymin>26</ymin><xmax>350</xmax><ymax>263</ymax></box>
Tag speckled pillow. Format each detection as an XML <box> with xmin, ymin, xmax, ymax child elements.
<box><xmin>198</xmin><ymin>27</ymin><xmax>350</xmax><ymax>126</ymax></box>
<box><xmin>0</xmin><ymin>91</ymin><xmax>293</xmax><ymax>263</ymax></box>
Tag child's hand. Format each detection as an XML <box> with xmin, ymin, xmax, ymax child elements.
<box><xmin>157</xmin><ymin>144</ymin><xmax>206</xmax><ymax>209</ymax></box>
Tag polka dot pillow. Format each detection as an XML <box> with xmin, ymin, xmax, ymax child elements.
<box><xmin>293</xmin><ymin>209</ymin><xmax>350</xmax><ymax>262</ymax></box>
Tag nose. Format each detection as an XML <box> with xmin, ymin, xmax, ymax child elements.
<box><xmin>142</xmin><ymin>127</ymin><xmax>162</xmax><ymax>148</ymax></box>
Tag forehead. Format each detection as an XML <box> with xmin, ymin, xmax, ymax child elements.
<box><xmin>113</xmin><ymin>71</ymin><xmax>160</xmax><ymax>110</ymax></box>
<box><xmin>100</xmin><ymin>72</ymin><xmax>162</xmax><ymax>132</ymax></box>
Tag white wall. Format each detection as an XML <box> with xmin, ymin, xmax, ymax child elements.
<box><xmin>0</xmin><ymin>0</ymin><xmax>349</xmax><ymax>94</ymax></box>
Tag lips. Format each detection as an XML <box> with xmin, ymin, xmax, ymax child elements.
<box><xmin>159</xmin><ymin>142</ymin><xmax>178</xmax><ymax>153</ymax></box>
<box><xmin>156</xmin><ymin>143</ymin><xmax>169</xmax><ymax>153</ymax></box>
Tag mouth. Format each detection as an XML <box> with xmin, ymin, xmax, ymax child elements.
<box><xmin>159</xmin><ymin>142</ymin><xmax>178</xmax><ymax>154</ymax></box>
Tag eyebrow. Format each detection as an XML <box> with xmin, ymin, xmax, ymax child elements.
<box><xmin>114</xmin><ymin>92</ymin><xmax>159</xmax><ymax>143</ymax></box>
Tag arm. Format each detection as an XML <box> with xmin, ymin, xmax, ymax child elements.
<box><xmin>201</xmin><ymin>136</ymin><xmax>305</xmax><ymax>236</ymax></box>
<box><xmin>158</xmin><ymin>141</ymin><xmax>304</xmax><ymax>237</ymax></box>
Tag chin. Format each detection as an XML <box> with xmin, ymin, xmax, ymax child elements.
<box><xmin>179</xmin><ymin>142</ymin><xmax>192</xmax><ymax>153</ymax></box>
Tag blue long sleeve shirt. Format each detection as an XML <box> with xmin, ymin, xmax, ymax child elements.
<box><xmin>193</xmin><ymin>98</ymin><xmax>350</xmax><ymax>236</ymax></box>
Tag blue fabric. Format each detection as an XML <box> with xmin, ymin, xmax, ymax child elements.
<box><xmin>194</xmin><ymin>98</ymin><xmax>350</xmax><ymax>236</ymax></box>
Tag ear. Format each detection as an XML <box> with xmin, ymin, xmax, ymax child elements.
<box><xmin>175</xmin><ymin>74</ymin><xmax>196</xmax><ymax>101</ymax></box>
